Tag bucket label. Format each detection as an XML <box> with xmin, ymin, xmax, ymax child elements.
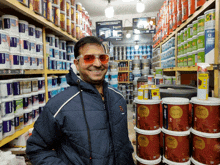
<box><xmin>166</xmin><ymin>136</ymin><xmax>178</xmax><ymax>149</ymax></box>
<box><xmin>138</xmin><ymin>135</ymin><xmax>149</xmax><ymax>147</ymax></box>
<box><xmin>163</xmin><ymin>104</ymin><xmax>169</xmax><ymax>129</ymax></box>
<box><xmin>138</xmin><ymin>105</ymin><xmax>149</xmax><ymax>117</ymax></box>
<box><xmin>170</xmin><ymin>106</ymin><xmax>183</xmax><ymax>118</ymax></box>
<box><xmin>194</xmin><ymin>137</ymin><xmax>205</xmax><ymax>150</ymax></box>
<box><xmin>195</xmin><ymin>106</ymin><xmax>209</xmax><ymax>119</ymax></box>
<box><xmin>205</xmin><ymin>12</ymin><xmax>215</xmax><ymax>29</ymax></box>
<box><xmin>205</xmin><ymin>29</ymin><xmax>215</xmax><ymax>55</ymax></box>
<box><xmin>198</xmin><ymin>73</ymin><xmax>209</xmax><ymax>90</ymax></box>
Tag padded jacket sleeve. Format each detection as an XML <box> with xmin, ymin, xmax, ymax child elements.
<box><xmin>26</xmin><ymin>107</ymin><xmax>67</xmax><ymax>165</ymax></box>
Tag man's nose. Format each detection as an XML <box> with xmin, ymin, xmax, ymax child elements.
<box><xmin>93</xmin><ymin>57</ymin><xmax>102</xmax><ymax>66</ymax></box>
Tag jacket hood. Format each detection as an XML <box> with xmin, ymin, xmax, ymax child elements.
<box><xmin>66</xmin><ymin>68</ymin><xmax>108</xmax><ymax>95</ymax></box>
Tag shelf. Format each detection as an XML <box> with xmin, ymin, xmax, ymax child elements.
<box><xmin>0</xmin><ymin>0</ymin><xmax>78</xmax><ymax>42</ymax></box>
<box><xmin>0</xmin><ymin>69</ymin><xmax>24</xmax><ymax>75</ymax></box>
<box><xmin>0</xmin><ymin>123</ymin><xmax>34</xmax><ymax>147</ymax></box>
<box><xmin>163</xmin><ymin>66</ymin><xmax>214</xmax><ymax>72</ymax></box>
<box><xmin>118</xmin><ymin>70</ymin><xmax>131</xmax><ymax>73</ymax></box>
<box><xmin>115</xmin><ymin>60</ymin><xmax>132</xmax><ymax>62</ymax></box>
<box><xmin>154</xmin><ymin>0</ymin><xmax>215</xmax><ymax>49</ymax></box>
<box><xmin>45</xmin><ymin>70</ymin><xmax>69</xmax><ymax>74</ymax></box>
<box><xmin>24</xmin><ymin>70</ymin><xmax>44</xmax><ymax>74</ymax></box>
<box><xmin>118</xmin><ymin>81</ymin><xmax>132</xmax><ymax>83</ymax></box>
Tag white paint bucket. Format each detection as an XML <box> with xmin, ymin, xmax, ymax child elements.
<box><xmin>9</xmin><ymin>52</ymin><xmax>20</xmax><ymax>69</ymax></box>
<box><xmin>20</xmin><ymin>37</ymin><xmax>29</xmax><ymax>54</ymax></box>
<box><xmin>28</xmin><ymin>24</ymin><xmax>36</xmax><ymax>41</ymax></box>
<box><xmin>9</xmin><ymin>34</ymin><xmax>20</xmax><ymax>53</ymax></box>
<box><xmin>1</xmin><ymin>97</ymin><xmax>14</xmax><ymax>117</ymax></box>
<box><xmin>0</xmin><ymin>51</ymin><xmax>10</xmax><ymax>69</ymax></box>
<box><xmin>0</xmin><ymin>30</ymin><xmax>10</xmax><ymax>51</ymax></box>
<box><xmin>19</xmin><ymin>20</ymin><xmax>29</xmax><ymax>38</ymax></box>
<box><xmin>2</xmin><ymin>15</ymin><xmax>19</xmax><ymax>35</ymax></box>
<box><xmin>35</xmin><ymin>27</ymin><xmax>43</xmax><ymax>43</ymax></box>
<box><xmin>13</xmin><ymin>95</ymin><xmax>23</xmax><ymax>113</ymax></box>
<box><xmin>2</xmin><ymin>114</ymin><xmax>15</xmax><ymax>137</ymax></box>
<box><xmin>0</xmin><ymin>79</ymin><xmax>13</xmax><ymax>98</ymax></box>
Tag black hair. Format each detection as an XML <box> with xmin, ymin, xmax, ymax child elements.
<box><xmin>74</xmin><ymin>36</ymin><xmax>106</xmax><ymax>59</ymax></box>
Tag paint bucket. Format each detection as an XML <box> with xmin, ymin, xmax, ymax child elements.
<box><xmin>162</xmin><ymin>97</ymin><xmax>190</xmax><ymax>131</ymax></box>
<box><xmin>54</xmin><ymin>36</ymin><xmax>59</xmax><ymax>48</ymax></box>
<box><xmin>35</xmin><ymin>27</ymin><xmax>43</xmax><ymax>43</ymax></box>
<box><xmin>12</xmin><ymin>79</ymin><xmax>21</xmax><ymax>96</ymax></box>
<box><xmin>0</xmin><ymin>79</ymin><xmax>13</xmax><ymax>98</ymax></box>
<box><xmin>59</xmin><ymin>40</ymin><xmax>66</xmax><ymax>50</ymax></box>
<box><xmin>196</xmin><ymin>0</ymin><xmax>206</xmax><ymax>10</ymax></box>
<box><xmin>2</xmin><ymin>15</ymin><xmax>19</xmax><ymax>35</ymax></box>
<box><xmin>14</xmin><ymin>111</ymin><xmax>24</xmax><ymax>131</ymax></box>
<box><xmin>155</xmin><ymin>75</ymin><xmax>164</xmax><ymax>85</ymax></box>
<box><xmin>47</xmin><ymin>77</ymin><xmax>52</xmax><ymax>89</ymax></box>
<box><xmin>155</xmin><ymin>67</ymin><xmax>163</xmax><ymax>76</ymax></box>
<box><xmin>60</xmin><ymin>11</ymin><xmax>66</xmax><ymax>31</ymax></box>
<box><xmin>36</xmin><ymin>42</ymin><xmax>43</xmax><ymax>56</ymax></box>
<box><xmin>2</xmin><ymin>115</ymin><xmax>15</xmax><ymax>137</ymax></box>
<box><xmin>110</xmin><ymin>71</ymin><xmax>118</xmax><ymax>81</ymax></box>
<box><xmin>0</xmin><ymin>30</ymin><xmax>10</xmax><ymax>52</ymax></box>
<box><xmin>162</xmin><ymin>128</ymin><xmax>190</xmax><ymax>163</ymax></box>
<box><xmin>52</xmin><ymin>76</ymin><xmax>58</xmax><ymax>88</ymax></box>
<box><xmin>46</xmin><ymin>34</ymin><xmax>55</xmax><ymax>47</ymax></box>
<box><xmin>28</xmin><ymin>24</ymin><xmax>35</xmax><ymax>41</ymax></box>
<box><xmin>9</xmin><ymin>51</ymin><xmax>20</xmax><ymax>69</ymax></box>
<box><xmin>192</xmin><ymin>20</ymin><xmax>198</xmax><ymax>36</ymax></box>
<box><xmin>52</xmin><ymin>4</ymin><xmax>60</xmax><ymax>27</ymax></box>
<box><xmin>187</xmin><ymin>38</ymin><xmax>193</xmax><ymax>53</ymax></box>
<box><xmin>182</xmin><ymin>0</ymin><xmax>188</xmax><ymax>22</ymax></box>
<box><xmin>39</xmin><ymin>103</ymin><xmax>45</xmax><ymax>114</ymax></box>
<box><xmin>76</xmin><ymin>2</ymin><xmax>82</xmax><ymax>12</ymax></box>
<box><xmin>135</xmin><ymin>127</ymin><xmax>161</xmax><ymax>160</ymax></box>
<box><xmin>148</xmin><ymin>75</ymin><xmax>155</xmax><ymax>84</ymax></box>
<box><xmin>0</xmin><ymin>51</ymin><xmax>10</xmax><ymax>69</ymax></box>
<box><xmin>66</xmin><ymin>0</ymin><xmax>71</xmax><ymax>17</ymax></box>
<box><xmin>71</xmin><ymin>21</ymin><xmax>76</xmax><ymax>37</ymax></box>
<box><xmin>23</xmin><ymin>108</ymin><xmax>32</xmax><ymax>126</ymax></box>
<box><xmin>134</xmin><ymin>98</ymin><xmax>161</xmax><ymax>130</ymax></box>
<box><xmin>0</xmin><ymin>119</ymin><xmax>2</xmax><ymax>140</ymax></box>
<box><xmin>197</xmin><ymin>32</ymin><xmax>205</xmax><ymax>49</ymax></box>
<box><xmin>67</xmin><ymin>17</ymin><xmax>71</xmax><ymax>34</ymax></box>
<box><xmin>1</xmin><ymin>97</ymin><xmax>14</xmax><ymax>117</ymax></box>
<box><xmin>197</xmin><ymin>48</ymin><xmax>205</xmax><ymax>63</ymax></box>
<box><xmin>109</xmin><ymin>80</ymin><xmax>118</xmax><ymax>89</ymax></box>
<box><xmin>20</xmin><ymin>79</ymin><xmax>32</xmax><ymax>94</ymax></box>
<box><xmin>32</xmin><ymin>105</ymin><xmax>39</xmax><ymax>122</ymax></box>
<box><xmin>13</xmin><ymin>95</ymin><xmax>23</xmax><ymax>113</ymax></box>
<box><xmin>188</xmin><ymin>0</ymin><xmax>195</xmax><ymax>16</ymax></box>
<box><xmin>19</xmin><ymin>20</ymin><xmax>29</xmax><ymax>38</ymax></box>
<box><xmin>33</xmin><ymin>0</ymin><xmax>42</xmax><ymax>15</ymax></box>
<box><xmin>20</xmin><ymin>38</ymin><xmax>29</xmax><ymax>54</ymax></box>
<box><xmin>187</xmin><ymin>24</ymin><xmax>193</xmax><ymax>39</ymax></box>
<box><xmin>71</xmin><ymin>5</ymin><xmax>75</xmax><ymax>21</ymax></box>
<box><xmin>23</xmin><ymin>93</ymin><xmax>32</xmax><ymax>110</ymax></box>
<box><xmin>60</xmin><ymin>0</ymin><xmax>66</xmax><ymax>11</ymax></box>
<box><xmin>10</xmin><ymin>35</ymin><xmax>20</xmax><ymax>53</ymax></box>
<box><xmin>197</xmin><ymin>15</ymin><xmax>205</xmax><ymax>33</ymax></box>
<box><xmin>32</xmin><ymin>92</ymin><xmax>39</xmax><ymax>107</ymax></box>
<box><xmin>38</xmin><ymin>77</ymin><xmax>45</xmax><ymax>91</ymax></box>
<box><xmin>191</xmin><ymin>128</ymin><xmax>220</xmax><ymax>164</ymax></box>
<box><xmin>191</xmin><ymin>97</ymin><xmax>220</xmax><ymax>133</ymax></box>
<box><xmin>29</xmin><ymin>40</ymin><xmax>36</xmax><ymax>56</ymax></box>
<box><xmin>38</xmin><ymin>90</ymin><xmax>45</xmax><ymax>104</ymax></box>
<box><xmin>192</xmin><ymin>35</ymin><xmax>198</xmax><ymax>52</ymax></box>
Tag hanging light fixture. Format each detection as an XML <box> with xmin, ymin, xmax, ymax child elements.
<box><xmin>136</xmin><ymin>0</ymin><xmax>145</xmax><ymax>13</ymax></box>
<box><xmin>105</xmin><ymin>0</ymin><xmax>114</xmax><ymax>18</ymax></box>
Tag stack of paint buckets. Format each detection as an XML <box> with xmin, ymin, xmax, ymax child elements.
<box><xmin>177</xmin><ymin>8</ymin><xmax>215</xmax><ymax>66</ymax></box>
<box><xmin>0</xmin><ymin>15</ymin><xmax>43</xmax><ymax>70</ymax></box>
<box><xmin>134</xmin><ymin>89</ymin><xmax>162</xmax><ymax>164</ymax></box>
<box><xmin>0</xmin><ymin>77</ymin><xmax>46</xmax><ymax>141</ymax></box>
<box><xmin>109</xmin><ymin>61</ymin><xmax>118</xmax><ymax>89</ymax></box>
<box><xmin>162</xmin><ymin>97</ymin><xmax>191</xmax><ymax>165</ymax></box>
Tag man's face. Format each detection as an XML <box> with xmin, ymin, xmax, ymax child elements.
<box><xmin>74</xmin><ymin>43</ymin><xmax>108</xmax><ymax>85</ymax></box>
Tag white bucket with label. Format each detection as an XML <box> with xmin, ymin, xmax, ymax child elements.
<box><xmin>37</xmin><ymin>56</ymin><xmax>43</xmax><ymax>70</ymax></box>
<box><xmin>28</xmin><ymin>24</ymin><xmax>36</xmax><ymax>41</ymax></box>
<box><xmin>10</xmin><ymin>52</ymin><xmax>20</xmax><ymax>69</ymax></box>
<box><xmin>0</xmin><ymin>119</ymin><xmax>2</xmax><ymax>140</ymax></box>
<box><xmin>110</xmin><ymin>71</ymin><xmax>118</xmax><ymax>81</ymax></box>
<box><xmin>19</xmin><ymin>20</ymin><xmax>29</xmax><ymax>38</ymax></box>
<box><xmin>20</xmin><ymin>53</ymin><xmax>30</xmax><ymax>69</ymax></box>
<box><xmin>0</xmin><ymin>79</ymin><xmax>13</xmax><ymax>98</ymax></box>
<box><xmin>1</xmin><ymin>97</ymin><xmax>14</xmax><ymax>117</ymax></box>
<box><xmin>20</xmin><ymin>37</ymin><xmax>29</xmax><ymax>54</ymax></box>
<box><xmin>109</xmin><ymin>80</ymin><xmax>118</xmax><ymax>89</ymax></box>
<box><xmin>29</xmin><ymin>40</ymin><xmax>36</xmax><ymax>56</ymax></box>
<box><xmin>0</xmin><ymin>30</ymin><xmax>10</xmax><ymax>51</ymax></box>
<box><xmin>13</xmin><ymin>95</ymin><xmax>23</xmax><ymax>113</ymax></box>
<box><xmin>155</xmin><ymin>67</ymin><xmax>163</xmax><ymax>76</ymax></box>
<box><xmin>0</xmin><ymin>50</ymin><xmax>10</xmax><ymax>69</ymax></box>
<box><xmin>148</xmin><ymin>75</ymin><xmax>155</xmax><ymax>84</ymax></box>
<box><xmin>2</xmin><ymin>15</ymin><xmax>19</xmax><ymax>35</ymax></box>
<box><xmin>35</xmin><ymin>27</ymin><xmax>43</xmax><ymax>43</ymax></box>
<box><xmin>36</xmin><ymin>42</ymin><xmax>43</xmax><ymax>56</ymax></box>
<box><xmin>32</xmin><ymin>91</ymin><xmax>39</xmax><ymax>107</ymax></box>
<box><xmin>9</xmin><ymin>34</ymin><xmax>20</xmax><ymax>53</ymax></box>
<box><xmin>23</xmin><ymin>108</ymin><xmax>32</xmax><ymax>126</ymax></box>
<box><xmin>2</xmin><ymin>114</ymin><xmax>15</xmax><ymax>138</ymax></box>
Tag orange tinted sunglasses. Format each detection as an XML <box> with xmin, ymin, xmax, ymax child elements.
<box><xmin>77</xmin><ymin>54</ymin><xmax>109</xmax><ymax>64</ymax></box>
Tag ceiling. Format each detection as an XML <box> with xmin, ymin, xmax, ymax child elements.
<box><xmin>75</xmin><ymin>0</ymin><xmax>164</xmax><ymax>17</ymax></box>
<box><xmin>75</xmin><ymin>0</ymin><xmax>164</xmax><ymax>45</ymax></box>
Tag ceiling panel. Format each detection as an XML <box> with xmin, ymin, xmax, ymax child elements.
<box><xmin>75</xmin><ymin>0</ymin><xmax>164</xmax><ymax>17</ymax></box>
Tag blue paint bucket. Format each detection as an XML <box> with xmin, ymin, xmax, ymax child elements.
<box><xmin>1</xmin><ymin>97</ymin><xmax>14</xmax><ymax>117</ymax></box>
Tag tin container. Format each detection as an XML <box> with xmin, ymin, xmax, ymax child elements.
<box><xmin>60</xmin><ymin>0</ymin><xmax>66</xmax><ymax>11</ymax></box>
<box><xmin>162</xmin><ymin>97</ymin><xmax>190</xmax><ymax>131</ymax></box>
<box><xmin>60</xmin><ymin>11</ymin><xmax>66</xmax><ymax>31</ymax></box>
<box><xmin>66</xmin><ymin>0</ymin><xmax>71</xmax><ymax>17</ymax></box>
<box><xmin>71</xmin><ymin>21</ymin><xmax>76</xmax><ymax>37</ymax></box>
<box><xmin>182</xmin><ymin>0</ymin><xmax>188</xmax><ymax>22</ymax></box>
<box><xmin>52</xmin><ymin>4</ymin><xmax>60</xmax><ymax>27</ymax></box>
<box><xmin>71</xmin><ymin>5</ymin><xmax>75</xmax><ymax>21</ymax></box>
<box><xmin>47</xmin><ymin>0</ymin><xmax>53</xmax><ymax>22</ymax></box>
<box><xmin>33</xmin><ymin>0</ymin><xmax>42</xmax><ymax>15</ymax></box>
<box><xmin>197</xmin><ymin>15</ymin><xmax>205</xmax><ymax>33</ymax></box>
<box><xmin>66</xmin><ymin>17</ymin><xmax>71</xmax><ymax>34</ymax></box>
<box><xmin>197</xmin><ymin>48</ymin><xmax>205</xmax><ymax>63</ymax></box>
<box><xmin>76</xmin><ymin>2</ymin><xmax>82</xmax><ymax>12</ymax></box>
<box><xmin>192</xmin><ymin>20</ymin><xmax>198</xmax><ymax>36</ymax></box>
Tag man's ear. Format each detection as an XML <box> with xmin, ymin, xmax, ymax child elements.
<box><xmin>74</xmin><ymin>59</ymin><xmax>79</xmax><ymax>71</ymax></box>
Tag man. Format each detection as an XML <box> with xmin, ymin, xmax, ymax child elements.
<box><xmin>26</xmin><ymin>36</ymin><xmax>134</xmax><ymax>165</ymax></box>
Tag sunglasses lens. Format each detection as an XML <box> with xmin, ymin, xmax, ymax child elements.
<box><xmin>84</xmin><ymin>55</ymin><xmax>95</xmax><ymax>64</ymax></box>
<box><xmin>99</xmin><ymin>54</ymin><xmax>109</xmax><ymax>64</ymax></box>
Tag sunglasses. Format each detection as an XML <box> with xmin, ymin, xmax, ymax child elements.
<box><xmin>77</xmin><ymin>54</ymin><xmax>109</xmax><ymax>65</ymax></box>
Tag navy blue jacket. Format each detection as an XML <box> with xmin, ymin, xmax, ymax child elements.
<box><xmin>26</xmin><ymin>69</ymin><xmax>134</xmax><ymax>165</ymax></box>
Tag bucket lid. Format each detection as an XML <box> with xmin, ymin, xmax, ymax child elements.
<box><xmin>197</xmin><ymin>15</ymin><xmax>205</xmax><ymax>20</ymax></box>
<box><xmin>32</xmin><ymin>105</ymin><xmax>39</xmax><ymax>110</ymax></box>
<box><xmin>2</xmin><ymin>114</ymin><xmax>14</xmax><ymax>121</ymax></box>
<box><xmin>35</xmin><ymin>27</ymin><xmax>42</xmax><ymax>31</ymax></box>
<box><xmin>39</xmin><ymin>103</ymin><xmax>46</xmax><ymax>107</ymax></box>
<box><xmin>163</xmin><ymin>156</ymin><xmax>191</xmax><ymax>165</ymax></box>
<box><xmin>191</xmin><ymin>128</ymin><xmax>220</xmax><ymax>138</ymax></box>
<box><xmin>19</xmin><ymin>20</ymin><xmax>28</xmax><ymax>24</ymax></box>
<box><xmin>14</xmin><ymin>95</ymin><xmax>23</xmax><ymax>100</ymax></box>
<box><xmin>191</xmin><ymin>157</ymin><xmax>206</xmax><ymax>165</ymax></box>
<box><xmin>135</xmin><ymin>155</ymin><xmax>161</xmax><ymax>165</ymax></box>
<box><xmin>197</xmin><ymin>48</ymin><xmax>205</xmax><ymax>52</ymax></box>
<box><xmin>191</xmin><ymin>97</ymin><xmax>220</xmax><ymax>106</ymax></box>
<box><xmin>1</xmin><ymin>97</ymin><xmax>13</xmax><ymax>102</ymax></box>
<box><xmin>162</xmin><ymin>127</ymin><xmax>190</xmax><ymax>136</ymax></box>
<box><xmin>134</xmin><ymin>97</ymin><xmax>161</xmax><ymax>105</ymax></box>
<box><xmin>28</xmin><ymin>24</ymin><xmax>35</xmax><ymax>28</ymax></box>
<box><xmin>38</xmin><ymin>90</ymin><xmax>46</xmax><ymax>94</ymax></box>
<box><xmin>187</xmin><ymin>24</ymin><xmax>193</xmax><ymax>28</ymax></box>
<box><xmin>2</xmin><ymin>15</ymin><xmax>18</xmax><ymax>20</ymax></box>
<box><xmin>22</xmin><ymin>93</ymin><xmax>32</xmax><ymax>97</ymax></box>
<box><xmin>23</xmin><ymin>108</ymin><xmax>32</xmax><ymax>113</ymax></box>
<box><xmin>134</xmin><ymin>126</ymin><xmax>161</xmax><ymax>135</ymax></box>
<box><xmin>197</xmin><ymin>32</ymin><xmax>205</xmax><ymax>36</ymax></box>
<box><xmin>0</xmin><ymin>79</ymin><xmax>13</xmax><ymax>83</ymax></box>
<box><xmin>204</xmin><ymin>9</ymin><xmax>215</xmax><ymax>15</ymax></box>
<box><xmin>192</xmin><ymin>20</ymin><xmax>198</xmax><ymax>24</ymax></box>
<box><xmin>32</xmin><ymin>91</ymin><xmax>39</xmax><ymax>95</ymax></box>
<box><xmin>162</xmin><ymin>97</ymin><xmax>189</xmax><ymax>105</ymax></box>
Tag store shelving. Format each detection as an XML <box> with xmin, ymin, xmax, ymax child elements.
<box><xmin>163</xmin><ymin>66</ymin><xmax>214</xmax><ymax>72</ymax></box>
<box><xmin>118</xmin><ymin>81</ymin><xmax>132</xmax><ymax>84</ymax></box>
<box><xmin>0</xmin><ymin>123</ymin><xmax>34</xmax><ymax>147</ymax></box>
<box><xmin>0</xmin><ymin>0</ymin><xmax>78</xmax><ymax>42</ymax></box>
<box><xmin>118</xmin><ymin>70</ymin><xmax>131</xmax><ymax>73</ymax></box>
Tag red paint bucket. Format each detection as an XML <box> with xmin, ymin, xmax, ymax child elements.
<box><xmin>136</xmin><ymin>154</ymin><xmax>161</xmax><ymax>165</ymax></box>
<box><xmin>135</xmin><ymin>127</ymin><xmax>161</xmax><ymax>161</ymax></box>
<box><xmin>162</xmin><ymin>97</ymin><xmax>190</xmax><ymax>131</ymax></box>
<box><xmin>173</xmin><ymin>12</ymin><xmax>177</xmax><ymax>31</ymax></box>
<box><xmin>177</xmin><ymin>0</ymin><xmax>182</xmax><ymax>26</ymax></box>
<box><xmin>191</xmin><ymin>97</ymin><xmax>220</xmax><ymax>133</ymax></box>
<box><xmin>163</xmin><ymin>128</ymin><xmax>191</xmax><ymax>163</ymax></box>
<box><xmin>196</xmin><ymin>0</ymin><xmax>206</xmax><ymax>10</ymax></box>
<box><xmin>182</xmin><ymin>0</ymin><xmax>188</xmax><ymax>22</ymax></box>
<box><xmin>192</xmin><ymin>128</ymin><xmax>220</xmax><ymax>165</ymax></box>
<box><xmin>188</xmin><ymin>0</ymin><xmax>195</xmax><ymax>16</ymax></box>
<box><xmin>134</xmin><ymin>98</ymin><xmax>161</xmax><ymax>130</ymax></box>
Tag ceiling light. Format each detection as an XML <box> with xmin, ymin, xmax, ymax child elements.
<box><xmin>126</xmin><ymin>33</ymin><xmax>131</xmax><ymax>38</ymax></box>
<box><xmin>136</xmin><ymin>0</ymin><xmax>145</xmax><ymax>13</ymax></box>
<box><xmin>105</xmin><ymin>0</ymin><xmax>114</xmax><ymax>18</ymax></box>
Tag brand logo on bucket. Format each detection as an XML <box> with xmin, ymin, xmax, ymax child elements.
<box><xmin>138</xmin><ymin>105</ymin><xmax>149</xmax><ymax>117</ymax></box>
<box><xmin>138</xmin><ymin>135</ymin><xmax>149</xmax><ymax>147</ymax></box>
<box><xmin>166</xmin><ymin>136</ymin><xmax>178</xmax><ymax>149</ymax></box>
<box><xmin>194</xmin><ymin>137</ymin><xmax>205</xmax><ymax>150</ymax></box>
<box><xmin>195</xmin><ymin>106</ymin><xmax>209</xmax><ymax>119</ymax></box>
<box><xmin>170</xmin><ymin>106</ymin><xmax>183</xmax><ymax>119</ymax></box>
<box><xmin>119</xmin><ymin>106</ymin><xmax>124</xmax><ymax>114</ymax></box>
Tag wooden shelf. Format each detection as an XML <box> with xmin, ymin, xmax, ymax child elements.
<box><xmin>118</xmin><ymin>70</ymin><xmax>131</xmax><ymax>73</ymax></box>
<box><xmin>163</xmin><ymin>66</ymin><xmax>214</xmax><ymax>72</ymax></box>
<box><xmin>45</xmin><ymin>70</ymin><xmax>69</xmax><ymax>74</ymax></box>
<box><xmin>0</xmin><ymin>123</ymin><xmax>34</xmax><ymax>147</ymax></box>
<box><xmin>154</xmin><ymin>0</ymin><xmax>215</xmax><ymax>49</ymax></box>
<box><xmin>24</xmin><ymin>69</ymin><xmax>44</xmax><ymax>74</ymax></box>
<box><xmin>118</xmin><ymin>81</ymin><xmax>132</xmax><ymax>84</ymax></box>
<box><xmin>115</xmin><ymin>60</ymin><xmax>132</xmax><ymax>62</ymax></box>
<box><xmin>0</xmin><ymin>0</ymin><xmax>78</xmax><ymax>42</ymax></box>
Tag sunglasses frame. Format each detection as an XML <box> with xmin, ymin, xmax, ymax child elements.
<box><xmin>76</xmin><ymin>54</ymin><xmax>110</xmax><ymax>64</ymax></box>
